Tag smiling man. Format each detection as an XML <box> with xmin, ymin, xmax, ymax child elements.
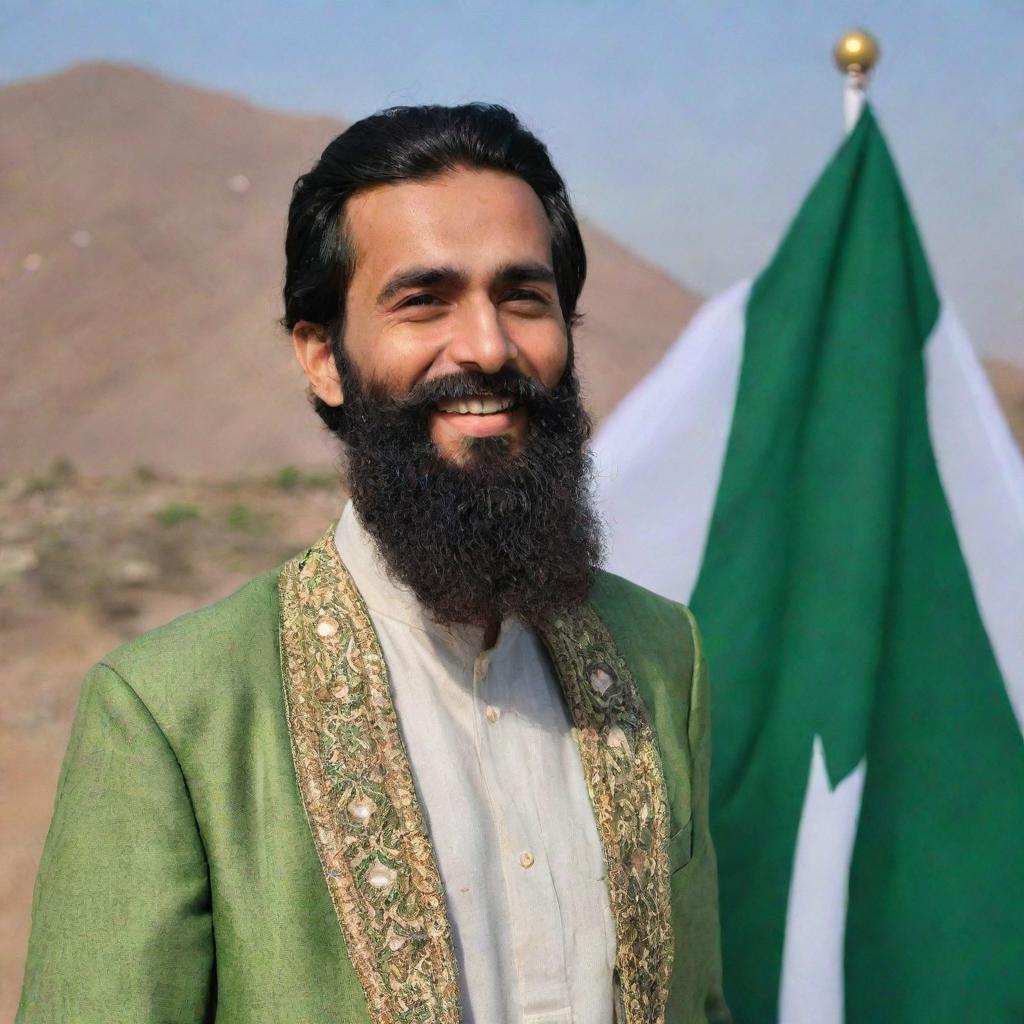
<box><xmin>18</xmin><ymin>105</ymin><xmax>729</xmax><ymax>1024</ymax></box>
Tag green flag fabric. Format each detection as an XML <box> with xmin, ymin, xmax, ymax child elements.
<box><xmin>595</xmin><ymin>106</ymin><xmax>1024</xmax><ymax>1022</ymax></box>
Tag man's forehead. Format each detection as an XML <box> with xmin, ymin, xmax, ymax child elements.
<box><xmin>344</xmin><ymin>167</ymin><xmax>554</xmax><ymax>282</ymax></box>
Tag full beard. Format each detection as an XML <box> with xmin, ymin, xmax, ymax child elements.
<box><xmin>332</xmin><ymin>354</ymin><xmax>605</xmax><ymax>628</ymax></box>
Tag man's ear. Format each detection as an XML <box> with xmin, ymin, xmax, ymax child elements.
<box><xmin>291</xmin><ymin>322</ymin><xmax>344</xmax><ymax>406</ymax></box>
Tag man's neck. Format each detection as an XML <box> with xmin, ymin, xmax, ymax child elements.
<box><xmin>336</xmin><ymin>502</ymin><xmax>511</xmax><ymax>653</ymax></box>
<box><xmin>482</xmin><ymin>618</ymin><xmax>501</xmax><ymax>651</ymax></box>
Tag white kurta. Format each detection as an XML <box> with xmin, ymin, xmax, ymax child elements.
<box><xmin>335</xmin><ymin>502</ymin><xmax>616</xmax><ymax>1024</ymax></box>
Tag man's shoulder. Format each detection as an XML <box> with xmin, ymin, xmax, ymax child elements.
<box><xmin>105</xmin><ymin>564</ymin><xmax>282</xmax><ymax>671</ymax></box>
<box><xmin>590</xmin><ymin>568</ymin><xmax>696</xmax><ymax>640</ymax></box>
<box><xmin>97</xmin><ymin>554</ymin><xmax>295</xmax><ymax>728</ymax></box>
<box><xmin>589</xmin><ymin>568</ymin><xmax>699</xmax><ymax>682</ymax></box>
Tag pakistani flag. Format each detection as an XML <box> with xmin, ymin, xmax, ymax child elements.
<box><xmin>595</xmin><ymin>105</ymin><xmax>1024</xmax><ymax>1022</ymax></box>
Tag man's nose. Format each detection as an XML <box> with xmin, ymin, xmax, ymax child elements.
<box><xmin>445</xmin><ymin>300</ymin><xmax>519</xmax><ymax>375</ymax></box>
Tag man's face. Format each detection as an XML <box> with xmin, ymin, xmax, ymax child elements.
<box><xmin>291</xmin><ymin>162</ymin><xmax>602</xmax><ymax>627</ymax></box>
<box><xmin>339</xmin><ymin>166</ymin><xmax>569</xmax><ymax>463</ymax></box>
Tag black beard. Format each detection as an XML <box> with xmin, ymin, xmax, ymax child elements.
<box><xmin>332</xmin><ymin>353</ymin><xmax>604</xmax><ymax>628</ymax></box>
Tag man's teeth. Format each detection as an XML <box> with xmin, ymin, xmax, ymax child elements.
<box><xmin>435</xmin><ymin>395</ymin><xmax>515</xmax><ymax>415</ymax></box>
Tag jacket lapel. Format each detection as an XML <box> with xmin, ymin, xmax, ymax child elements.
<box><xmin>538</xmin><ymin>606</ymin><xmax>675</xmax><ymax>1024</ymax></box>
<box><xmin>278</xmin><ymin>525</ymin><xmax>461</xmax><ymax>1024</ymax></box>
<box><xmin>278</xmin><ymin>525</ymin><xmax>674</xmax><ymax>1024</ymax></box>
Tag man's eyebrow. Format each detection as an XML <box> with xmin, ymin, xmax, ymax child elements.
<box><xmin>376</xmin><ymin>266</ymin><xmax>465</xmax><ymax>307</ymax></box>
<box><xmin>493</xmin><ymin>261</ymin><xmax>557</xmax><ymax>288</ymax></box>
<box><xmin>375</xmin><ymin>261</ymin><xmax>557</xmax><ymax>308</ymax></box>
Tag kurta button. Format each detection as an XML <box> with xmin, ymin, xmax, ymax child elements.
<box><xmin>316</xmin><ymin>617</ymin><xmax>338</xmax><ymax>638</ymax></box>
<box><xmin>485</xmin><ymin>705</ymin><xmax>500</xmax><ymax>723</ymax></box>
<box><xmin>519</xmin><ymin>850</ymin><xmax>535</xmax><ymax>869</ymax></box>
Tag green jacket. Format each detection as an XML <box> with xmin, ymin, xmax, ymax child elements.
<box><xmin>18</xmin><ymin>523</ymin><xmax>728</xmax><ymax>1023</ymax></box>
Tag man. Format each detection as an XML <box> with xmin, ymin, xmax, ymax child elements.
<box><xmin>18</xmin><ymin>104</ymin><xmax>729</xmax><ymax>1024</ymax></box>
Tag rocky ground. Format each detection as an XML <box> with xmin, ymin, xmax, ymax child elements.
<box><xmin>0</xmin><ymin>461</ymin><xmax>347</xmax><ymax>1014</ymax></box>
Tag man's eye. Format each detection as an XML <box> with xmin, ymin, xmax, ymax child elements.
<box><xmin>400</xmin><ymin>294</ymin><xmax>440</xmax><ymax>308</ymax></box>
<box><xmin>505</xmin><ymin>290</ymin><xmax>547</xmax><ymax>304</ymax></box>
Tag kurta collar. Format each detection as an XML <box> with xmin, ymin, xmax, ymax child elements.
<box><xmin>277</xmin><ymin>521</ymin><xmax>676</xmax><ymax>1023</ymax></box>
<box><xmin>333</xmin><ymin>500</ymin><xmax>522</xmax><ymax>655</ymax></box>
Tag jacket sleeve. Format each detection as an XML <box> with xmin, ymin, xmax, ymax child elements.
<box><xmin>675</xmin><ymin>607</ymin><xmax>732</xmax><ymax>1023</ymax></box>
<box><xmin>17</xmin><ymin>662</ymin><xmax>215</xmax><ymax>1023</ymax></box>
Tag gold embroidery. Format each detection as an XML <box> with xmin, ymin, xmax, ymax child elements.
<box><xmin>279</xmin><ymin>524</ymin><xmax>673</xmax><ymax>1024</ymax></box>
<box><xmin>278</xmin><ymin>525</ymin><xmax>461</xmax><ymax>1024</ymax></box>
<box><xmin>539</xmin><ymin>607</ymin><xmax>674</xmax><ymax>1024</ymax></box>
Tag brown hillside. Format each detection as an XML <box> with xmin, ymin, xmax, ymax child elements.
<box><xmin>0</xmin><ymin>62</ymin><xmax>700</xmax><ymax>478</ymax></box>
<box><xmin>988</xmin><ymin>359</ymin><xmax>1024</xmax><ymax>450</ymax></box>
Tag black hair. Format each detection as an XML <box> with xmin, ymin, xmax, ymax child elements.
<box><xmin>282</xmin><ymin>103</ymin><xmax>587</xmax><ymax>433</ymax></box>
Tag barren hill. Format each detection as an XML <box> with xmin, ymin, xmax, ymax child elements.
<box><xmin>0</xmin><ymin>62</ymin><xmax>700</xmax><ymax>478</ymax></box>
<box><xmin>989</xmin><ymin>360</ymin><xmax>1024</xmax><ymax>450</ymax></box>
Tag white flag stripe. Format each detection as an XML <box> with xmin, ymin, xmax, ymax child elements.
<box><xmin>598</xmin><ymin>288</ymin><xmax>1024</xmax><ymax>731</ymax></box>
<box><xmin>594</xmin><ymin>285</ymin><xmax>1024</xmax><ymax>1024</ymax></box>
<box><xmin>595</xmin><ymin>280</ymin><xmax>749</xmax><ymax>603</ymax></box>
<box><xmin>925</xmin><ymin>306</ymin><xmax>1024</xmax><ymax>731</ymax></box>
<box><xmin>778</xmin><ymin>738</ymin><xmax>866</xmax><ymax>1024</ymax></box>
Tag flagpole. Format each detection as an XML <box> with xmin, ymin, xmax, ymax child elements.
<box><xmin>833</xmin><ymin>29</ymin><xmax>880</xmax><ymax>132</ymax></box>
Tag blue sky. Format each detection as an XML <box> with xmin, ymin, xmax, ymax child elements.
<box><xmin>4</xmin><ymin>0</ymin><xmax>1021</xmax><ymax>362</ymax></box>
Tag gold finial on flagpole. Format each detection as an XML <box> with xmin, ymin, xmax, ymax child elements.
<box><xmin>834</xmin><ymin>29</ymin><xmax>880</xmax><ymax>75</ymax></box>
<box><xmin>834</xmin><ymin>29</ymin><xmax>880</xmax><ymax>132</ymax></box>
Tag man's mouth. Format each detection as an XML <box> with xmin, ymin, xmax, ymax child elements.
<box><xmin>429</xmin><ymin>392</ymin><xmax>525</xmax><ymax>449</ymax></box>
<box><xmin>433</xmin><ymin>394</ymin><xmax>516</xmax><ymax>416</ymax></box>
